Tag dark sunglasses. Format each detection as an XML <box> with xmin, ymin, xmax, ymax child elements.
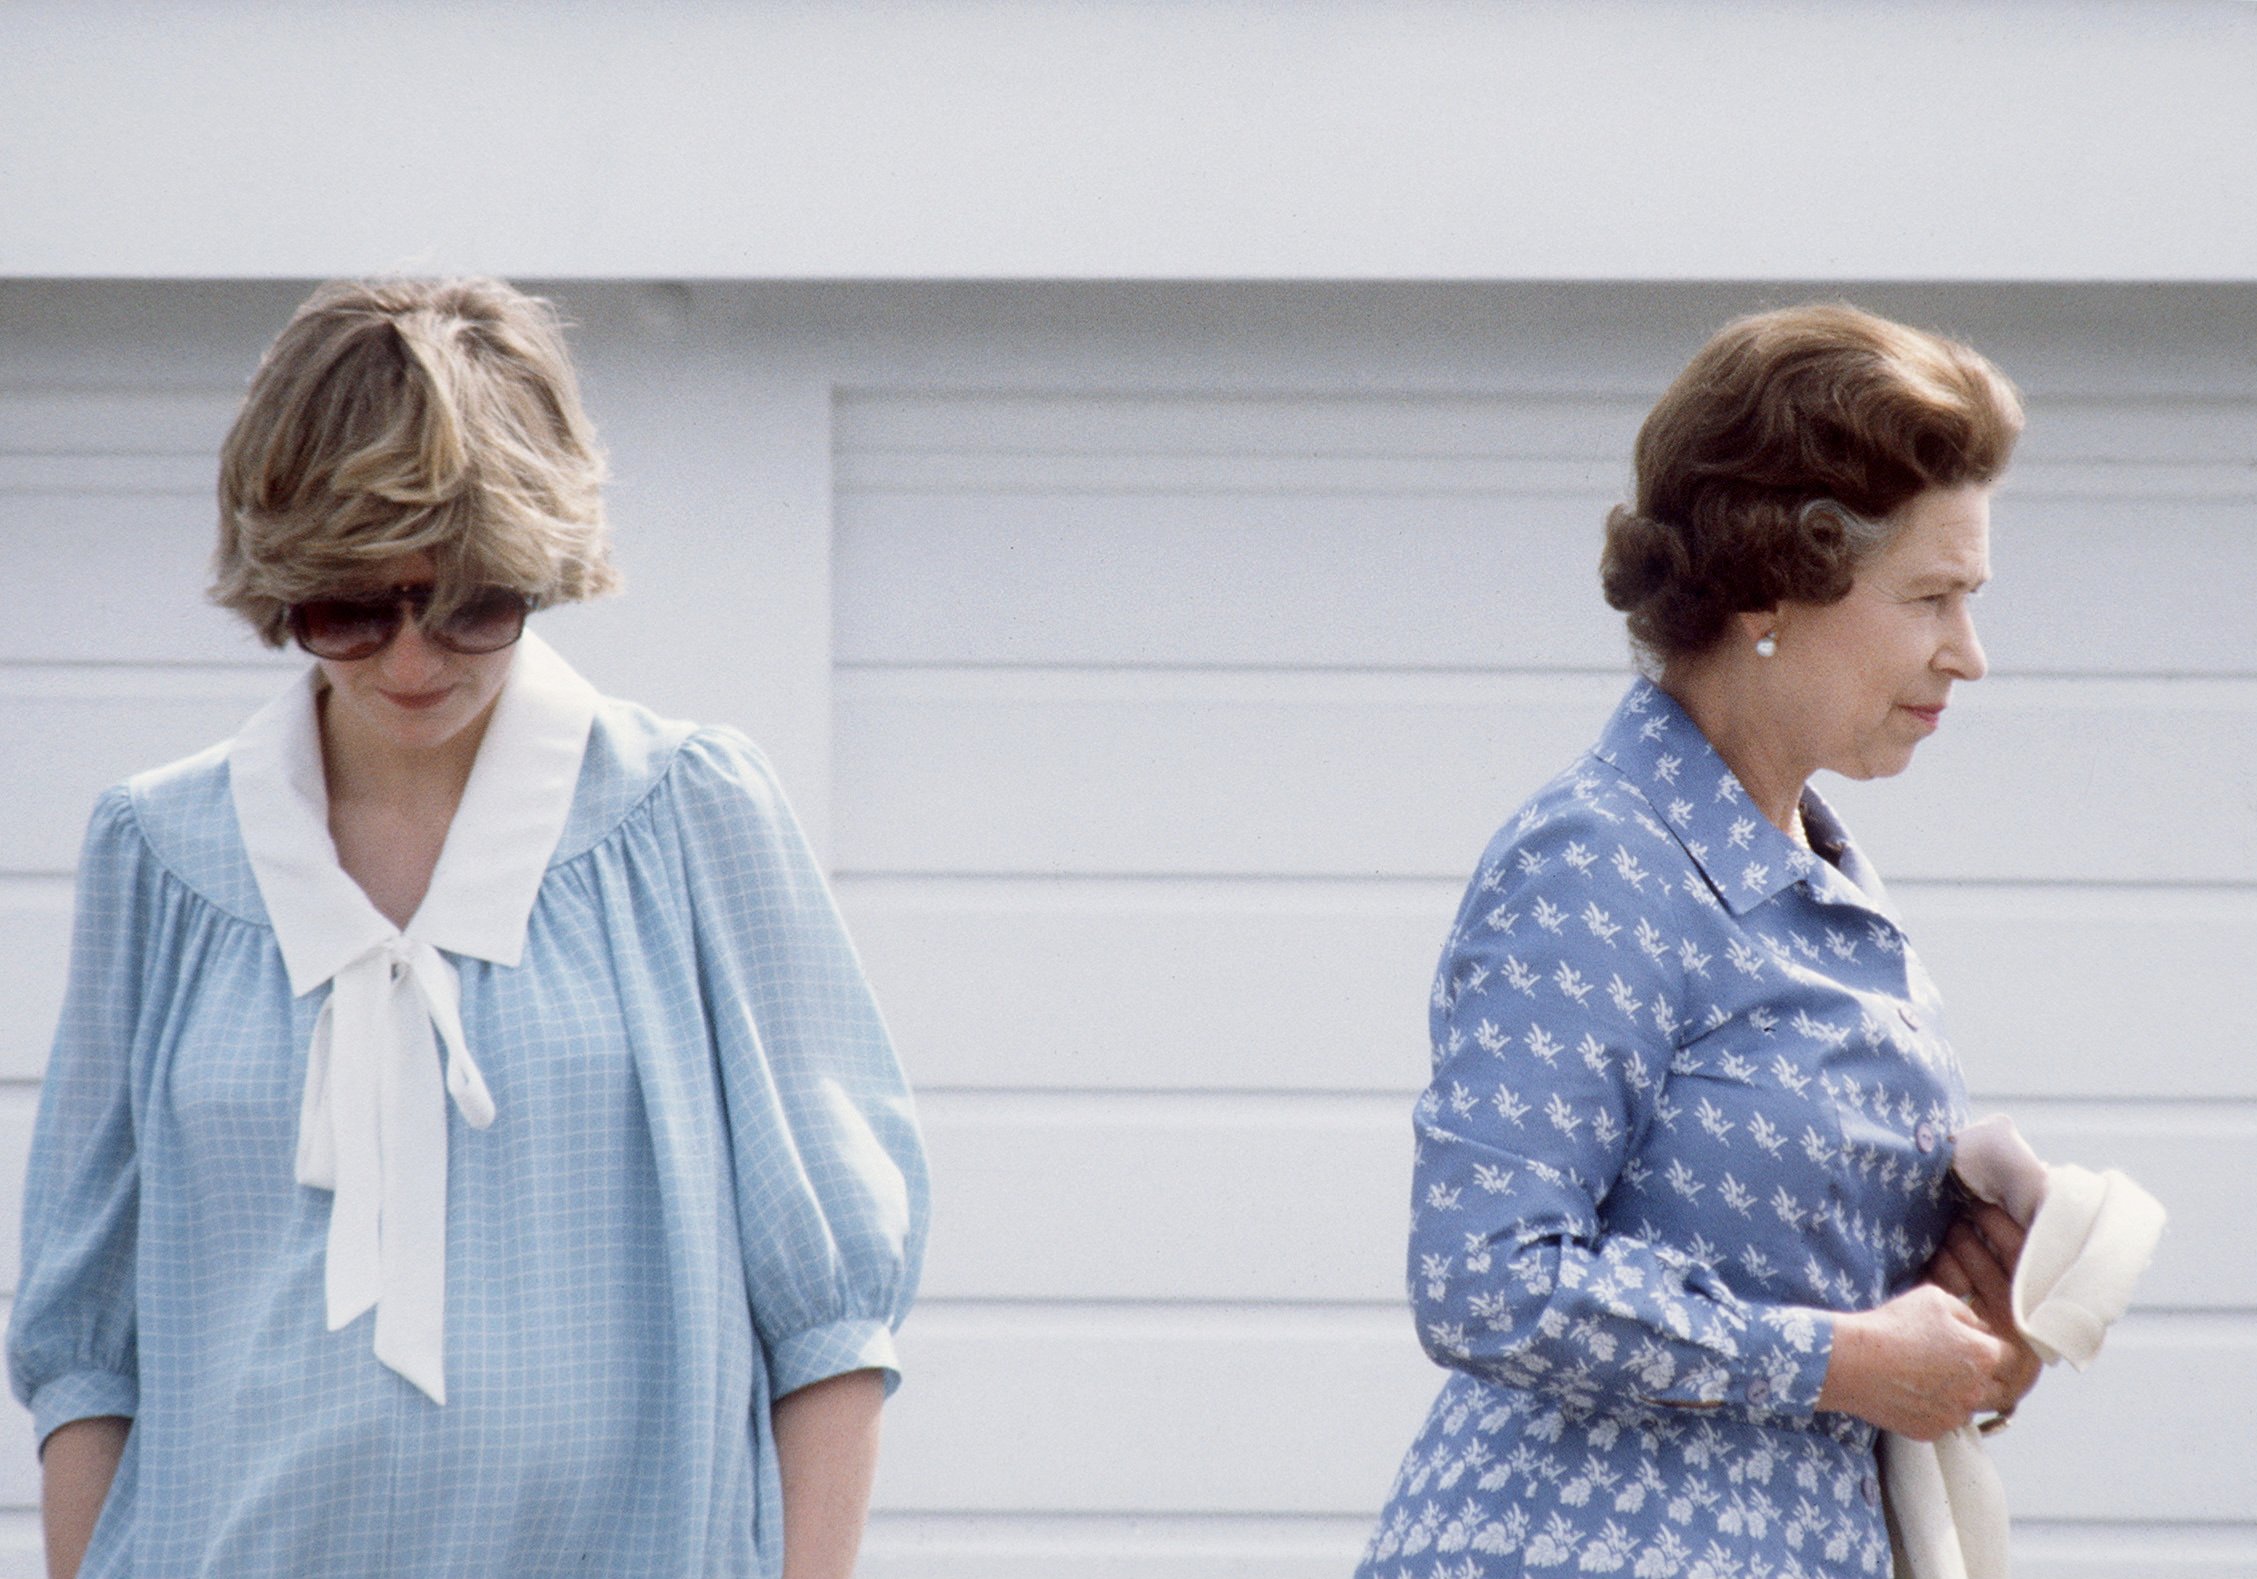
<box><xmin>286</xmin><ymin>583</ymin><xmax>537</xmax><ymax>662</ymax></box>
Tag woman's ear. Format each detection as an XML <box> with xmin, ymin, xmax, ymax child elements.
<box><xmin>1732</xmin><ymin>607</ymin><xmax>1781</xmax><ymax>655</ymax></box>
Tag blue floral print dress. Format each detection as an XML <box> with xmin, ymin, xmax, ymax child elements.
<box><xmin>1357</xmin><ymin>682</ymin><xmax>1968</xmax><ymax>1579</ymax></box>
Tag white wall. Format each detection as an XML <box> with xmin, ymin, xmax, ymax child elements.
<box><xmin>4</xmin><ymin>1</ymin><xmax>2257</xmax><ymax>280</ymax></box>
<box><xmin>3</xmin><ymin>279</ymin><xmax>2251</xmax><ymax>1576</ymax></box>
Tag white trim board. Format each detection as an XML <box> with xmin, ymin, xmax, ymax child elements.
<box><xmin>5</xmin><ymin>2</ymin><xmax>2256</xmax><ymax>279</ymax></box>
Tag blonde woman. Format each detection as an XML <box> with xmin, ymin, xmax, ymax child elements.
<box><xmin>9</xmin><ymin>278</ymin><xmax>928</xmax><ymax>1578</ymax></box>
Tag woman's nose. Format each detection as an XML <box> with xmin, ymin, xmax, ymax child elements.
<box><xmin>1941</xmin><ymin>606</ymin><xmax>1987</xmax><ymax>682</ymax></box>
<box><xmin>374</xmin><ymin>612</ymin><xmax>449</xmax><ymax>682</ymax></box>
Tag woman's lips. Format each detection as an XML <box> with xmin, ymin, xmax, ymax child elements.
<box><xmin>380</xmin><ymin>687</ymin><xmax>453</xmax><ymax>711</ymax></box>
<box><xmin>1900</xmin><ymin>703</ymin><xmax>1945</xmax><ymax>729</ymax></box>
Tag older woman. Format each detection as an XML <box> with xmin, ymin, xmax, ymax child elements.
<box><xmin>1356</xmin><ymin>304</ymin><xmax>2042</xmax><ymax>1579</ymax></box>
<box><xmin>9</xmin><ymin>278</ymin><xmax>928</xmax><ymax>1578</ymax></box>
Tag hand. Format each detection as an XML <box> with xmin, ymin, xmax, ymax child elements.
<box><xmin>1816</xmin><ymin>1283</ymin><xmax>2024</xmax><ymax>1441</ymax></box>
<box><xmin>1926</xmin><ymin>1203</ymin><xmax>2044</xmax><ymax>1411</ymax></box>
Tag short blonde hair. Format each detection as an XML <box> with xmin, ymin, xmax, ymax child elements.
<box><xmin>212</xmin><ymin>276</ymin><xmax>619</xmax><ymax>646</ymax></box>
<box><xmin>1600</xmin><ymin>302</ymin><xmax>2022</xmax><ymax>664</ymax></box>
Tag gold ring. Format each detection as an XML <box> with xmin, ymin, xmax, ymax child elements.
<box><xmin>1977</xmin><ymin>1408</ymin><xmax>2015</xmax><ymax>1436</ymax></box>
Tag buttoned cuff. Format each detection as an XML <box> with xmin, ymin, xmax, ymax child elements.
<box><xmin>31</xmin><ymin>1369</ymin><xmax>138</xmax><ymax>1453</ymax></box>
<box><xmin>1752</xmin><ymin>1306</ymin><xmax>1837</xmax><ymax>1418</ymax></box>
<box><xmin>769</xmin><ymin>1317</ymin><xmax>903</xmax><ymax>1400</ymax></box>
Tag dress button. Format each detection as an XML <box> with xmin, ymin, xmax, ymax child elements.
<box><xmin>1862</xmin><ymin>1472</ymin><xmax>1881</xmax><ymax>1508</ymax></box>
<box><xmin>1898</xmin><ymin>1005</ymin><xmax>1921</xmax><ymax>1031</ymax></box>
<box><xmin>1746</xmin><ymin>1376</ymin><xmax>1772</xmax><ymax>1405</ymax></box>
<box><xmin>1915</xmin><ymin>1122</ymin><xmax>1937</xmax><ymax>1153</ymax></box>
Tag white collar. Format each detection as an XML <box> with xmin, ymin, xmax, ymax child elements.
<box><xmin>226</xmin><ymin>630</ymin><xmax>598</xmax><ymax>1403</ymax></box>
<box><xmin>229</xmin><ymin>629</ymin><xmax>600</xmax><ymax>991</ymax></box>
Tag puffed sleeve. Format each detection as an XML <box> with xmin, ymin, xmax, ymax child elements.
<box><xmin>1407</xmin><ymin>801</ymin><xmax>1836</xmax><ymax>1422</ymax></box>
<box><xmin>665</xmin><ymin>729</ymin><xmax>929</xmax><ymax>1399</ymax></box>
<box><xmin>8</xmin><ymin>789</ymin><xmax>149</xmax><ymax>1448</ymax></box>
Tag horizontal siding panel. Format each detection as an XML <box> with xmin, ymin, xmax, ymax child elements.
<box><xmin>0</xmin><ymin>1520</ymin><xmax>61</xmax><ymax>1577</ymax></box>
<box><xmin>0</xmin><ymin>1312</ymin><xmax>31</xmax><ymax>1506</ymax></box>
<box><xmin>910</xmin><ymin>1093</ymin><xmax>2242</xmax><ymax>1311</ymax></box>
<box><xmin>2013</xmin><ymin>397</ymin><xmax>2257</xmax><ymax>468</ymax></box>
<box><xmin>0</xmin><ymin>1304</ymin><xmax>2241</xmax><ymax>1533</ymax></box>
<box><xmin>2</xmin><ymin>1063</ymin><xmax>2227</xmax><ymax>1312</ymax></box>
<box><xmin>834</xmin><ymin>671</ymin><xmax>2257</xmax><ymax>883</ymax></box>
<box><xmin>0</xmin><ymin>390</ymin><xmax>237</xmax><ymax>455</ymax></box>
<box><xmin>834</xmin><ymin>392</ymin><xmax>1652</xmax><ymax>461</ymax></box>
<box><xmin>0</xmin><ymin>880</ymin><xmax>71</xmax><ymax>1083</ymax></box>
<box><xmin>1899</xmin><ymin>884</ymin><xmax>2257</xmax><ymax>1103</ymax></box>
<box><xmin>877</xmin><ymin>1305</ymin><xmax>1429</xmax><ymax>1515</ymax></box>
<box><xmin>915</xmin><ymin>1095</ymin><xmax>1408</xmax><ymax>1306</ymax></box>
<box><xmin>0</xmin><ymin>1088</ymin><xmax>30</xmax><ymax>1296</ymax></box>
<box><xmin>0</xmin><ymin>495</ymin><xmax>284</xmax><ymax>666</ymax></box>
<box><xmin>0</xmin><ymin>454</ymin><xmax>210</xmax><ymax>495</ymax></box>
<box><xmin>1976</xmin><ymin>1318</ymin><xmax>2257</xmax><ymax>1523</ymax></box>
<box><xmin>1982</xmin><ymin>495</ymin><xmax>2257</xmax><ymax>671</ymax></box>
<box><xmin>860</xmin><ymin>1514</ymin><xmax>1372</xmax><ymax>1579</ymax></box>
<box><xmin>861</xmin><ymin>1516</ymin><xmax>2257</xmax><ymax>1579</ymax></box>
<box><xmin>2007</xmin><ymin>1526</ymin><xmax>2257</xmax><ymax>1579</ymax></box>
<box><xmin>874</xmin><ymin>1309</ymin><xmax>2245</xmax><ymax>1519</ymax></box>
<box><xmin>838</xmin><ymin>451</ymin><xmax>1622</xmax><ymax>496</ymax></box>
<box><xmin>19</xmin><ymin>867</ymin><xmax>2235</xmax><ymax>1103</ymax></box>
<box><xmin>2003</xmin><ymin>460</ymin><xmax>2257</xmax><ymax>501</ymax></box>
<box><xmin>0</xmin><ymin>1515</ymin><xmax>35</xmax><ymax>1576</ymax></box>
<box><xmin>834</xmin><ymin>392</ymin><xmax>2256</xmax><ymax>471</ymax></box>
<box><xmin>842</xmin><ymin>878</ymin><xmax>2257</xmax><ymax>1100</ymax></box>
<box><xmin>0</xmin><ymin>1167</ymin><xmax>31</xmax><ymax>1272</ymax></box>
<box><xmin>0</xmin><ymin>1506</ymin><xmax>2226</xmax><ymax>1579</ymax></box>
<box><xmin>836</xmin><ymin>489</ymin><xmax>1626</xmax><ymax>669</ymax></box>
<box><xmin>0</xmin><ymin>669</ymin><xmax>282</xmax><ymax>874</ymax></box>
<box><xmin>837</xmin><ymin>449</ymin><xmax>2253</xmax><ymax>504</ymax></box>
<box><xmin>834</xmin><ymin>668</ymin><xmax>1609</xmax><ymax>879</ymax></box>
<box><xmin>843</xmin><ymin>877</ymin><xmax>1445</xmax><ymax>1093</ymax></box>
<box><xmin>1819</xmin><ymin>676</ymin><xmax>2257</xmax><ymax>884</ymax></box>
<box><xmin>0</xmin><ymin>1301</ymin><xmax>1406</xmax><ymax>1521</ymax></box>
<box><xmin>836</xmin><ymin>491</ymin><xmax>2257</xmax><ymax>673</ymax></box>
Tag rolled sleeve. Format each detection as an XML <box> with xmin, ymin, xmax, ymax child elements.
<box><xmin>767</xmin><ymin>1317</ymin><xmax>904</xmax><ymax>1400</ymax></box>
<box><xmin>31</xmin><ymin>1368</ymin><xmax>138</xmax><ymax>1451</ymax></box>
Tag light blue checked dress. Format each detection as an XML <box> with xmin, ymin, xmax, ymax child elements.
<box><xmin>1357</xmin><ymin>682</ymin><xmax>1968</xmax><ymax>1579</ymax></box>
<box><xmin>9</xmin><ymin>650</ymin><xmax>929</xmax><ymax>1577</ymax></box>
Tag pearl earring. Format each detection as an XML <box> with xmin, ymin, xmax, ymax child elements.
<box><xmin>1755</xmin><ymin>632</ymin><xmax>1778</xmax><ymax>658</ymax></box>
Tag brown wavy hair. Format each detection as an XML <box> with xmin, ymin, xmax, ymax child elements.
<box><xmin>1599</xmin><ymin>303</ymin><xmax>2022</xmax><ymax>665</ymax></box>
<box><xmin>211</xmin><ymin>277</ymin><xmax>619</xmax><ymax>646</ymax></box>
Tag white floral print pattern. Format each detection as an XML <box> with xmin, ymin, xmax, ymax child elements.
<box><xmin>1357</xmin><ymin>683</ymin><xmax>1967</xmax><ymax>1579</ymax></box>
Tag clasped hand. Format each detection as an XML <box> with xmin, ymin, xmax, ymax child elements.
<box><xmin>1815</xmin><ymin>1203</ymin><xmax>2044</xmax><ymax>1441</ymax></box>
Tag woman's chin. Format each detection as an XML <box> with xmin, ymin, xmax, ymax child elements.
<box><xmin>1829</xmin><ymin>746</ymin><xmax>1922</xmax><ymax>784</ymax></box>
<box><xmin>340</xmin><ymin>699</ymin><xmax>479</xmax><ymax>756</ymax></box>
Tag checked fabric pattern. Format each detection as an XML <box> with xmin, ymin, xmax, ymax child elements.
<box><xmin>11</xmin><ymin>701</ymin><xmax>928</xmax><ymax>1578</ymax></box>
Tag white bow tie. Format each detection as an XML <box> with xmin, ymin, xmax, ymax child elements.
<box><xmin>229</xmin><ymin>633</ymin><xmax>598</xmax><ymax>1404</ymax></box>
<box><xmin>294</xmin><ymin>935</ymin><xmax>497</xmax><ymax>1404</ymax></box>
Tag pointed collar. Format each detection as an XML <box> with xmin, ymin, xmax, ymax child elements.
<box><xmin>1589</xmin><ymin>680</ymin><xmax>1896</xmax><ymax>924</ymax></box>
<box><xmin>229</xmin><ymin>631</ymin><xmax>600</xmax><ymax>995</ymax></box>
